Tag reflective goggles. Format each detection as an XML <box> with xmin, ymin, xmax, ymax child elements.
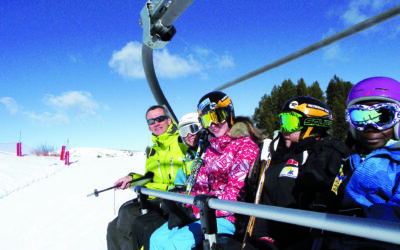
<box><xmin>199</xmin><ymin>109</ymin><xmax>227</xmax><ymax>129</ymax></box>
<box><xmin>346</xmin><ymin>103</ymin><xmax>400</xmax><ymax>131</ymax></box>
<box><xmin>179</xmin><ymin>123</ymin><xmax>201</xmax><ymax>137</ymax></box>
<box><xmin>147</xmin><ymin>115</ymin><xmax>169</xmax><ymax>125</ymax></box>
<box><xmin>279</xmin><ymin>112</ymin><xmax>304</xmax><ymax>133</ymax></box>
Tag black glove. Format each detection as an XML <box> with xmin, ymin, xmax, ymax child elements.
<box><xmin>161</xmin><ymin>200</ymin><xmax>197</xmax><ymax>229</ymax></box>
<box><xmin>161</xmin><ymin>199</ymin><xmax>179</xmax><ymax>214</ymax></box>
<box><xmin>198</xmin><ymin>128</ymin><xmax>211</xmax><ymax>149</ymax></box>
<box><xmin>167</xmin><ymin>185</ymin><xmax>185</xmax><ymax>193</ymax></box>
<box><xmin>167</xmin><ymin>205</ymin><xmax>197</xmax><ymax>229</ymax></box>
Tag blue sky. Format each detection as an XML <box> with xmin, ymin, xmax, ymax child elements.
<box><xmin>1</xmin><ymin>0</ymin><xmax>400</xmax><ymax>151</ymax></box>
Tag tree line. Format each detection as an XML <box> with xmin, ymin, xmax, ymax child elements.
<box><xmin>252</xmin><ymin>75</ymin><xmax>354</xmax><ymax>141</ymax></box>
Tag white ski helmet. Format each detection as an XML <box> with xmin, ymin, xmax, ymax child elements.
<box><xmin>178</xmin><ymin>112</ymin><xmax>201</xmax><ymax>145</ymax></box>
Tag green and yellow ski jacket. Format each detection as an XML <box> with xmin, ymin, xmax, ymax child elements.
<box><xmin>131</xmin><ymin>122</ymin><xmax>187</xmax><ymax>191</ymax></box>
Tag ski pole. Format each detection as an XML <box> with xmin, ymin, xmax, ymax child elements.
<box><xmin>87</xmin><ymin>172</ymin><xmax>154</xmax><ymax>197</ymax></box>
<box><xmin>86</xmin><ymin>185</ymin><xmax>120</xmax><ymax>197</ymax></box>
<box><xmin>184</xmin><ymin>129</ymin><xmax>209</xmax><ymax>195</ymax></box>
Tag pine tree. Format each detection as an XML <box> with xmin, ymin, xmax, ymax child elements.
<box><xmin>308</xmin><ymin>81</ymin><xmax>325</xmax><ymax>103</ymax></box>
<box><xmin>253</xmin><ymin>93</ymin><xmax>276</xmax><ymax>137</ymax></box>
<box><xmin>296</xmin><ymin>78</ymin><xmax>308</xmax><ymax>96</ymax></box>
<box><xmin>326</xmin><ymin>75</ymin><xmax>354</xmax><ymax>140</ymax></box>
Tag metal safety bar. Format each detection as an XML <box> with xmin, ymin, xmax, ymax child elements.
<box><xmin>137</xmin><ymin>187</ymin><xmax>400</xmax><ymax>246</ymax></box>
<box><xmin>137</xmin><ymin>186</ymin><xmax>195</xmax><ymax>204</ymax></box>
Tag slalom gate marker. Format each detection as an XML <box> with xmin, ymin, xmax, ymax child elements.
<box><xmin>65</xmin><ymin>151</ymin><xmax>70</xmax><ymax>166</ymax></box>
<box><xmin>16</xmin><ymin>142</ymin><xmax>22</xmax><ymax>156</ymax></box>
<box><xmin>60</xmin><ymin>145</ymin><xmax>66</xmax><ymax>160</ymax></box>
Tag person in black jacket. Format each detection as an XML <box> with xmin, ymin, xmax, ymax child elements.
<box><xmin>227</xmin><ymin>96</ymin><xmax>351</xmax><ymax>250</ymax></box>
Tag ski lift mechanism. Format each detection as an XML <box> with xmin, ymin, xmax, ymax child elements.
<box><xmin>140</xmin><ymin>0</ymin><xmax>177</xmax><ymax>49</ymax></box>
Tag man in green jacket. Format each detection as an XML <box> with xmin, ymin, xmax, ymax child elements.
<box><xmin>107</xmin><ymin>105</ymin><xmax>187</xmax><ymax>250</ymax></box>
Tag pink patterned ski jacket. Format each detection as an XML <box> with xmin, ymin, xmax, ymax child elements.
<box><xmin>189</xmin><ymin>125</ymin><xmax>259</xmax><ymax>224</ymax></box>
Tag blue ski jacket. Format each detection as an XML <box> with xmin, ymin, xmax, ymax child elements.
<box><xmin>344</xmin><ymin>142</ymin><xmax>400</xmax><ymax>221</ymax></box>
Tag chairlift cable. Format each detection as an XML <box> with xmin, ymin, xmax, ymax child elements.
<box><xmin>215</xmin><ymin>4</ymin><xmax>400</xmax><ymax>91</ymax></box>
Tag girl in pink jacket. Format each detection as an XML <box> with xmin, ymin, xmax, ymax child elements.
<box><xmin>150</xmin><ymin>91</ymin><xmax>260</xmax><ymax>250</ymax></box>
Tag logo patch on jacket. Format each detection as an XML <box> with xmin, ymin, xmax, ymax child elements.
<box><xmin>279</xmin><ymin>167</ymin><xmax>298</xmax><ymax>178</ymax></box>
<box><xmin>331</xmin><ymin>164</ymin><xmax>344</xmax><ymax>195</ymax></box>
<box><xmin>285</xmin><ymin>159</ymin><xmax>299</xmax><ymax>166</ymax></box>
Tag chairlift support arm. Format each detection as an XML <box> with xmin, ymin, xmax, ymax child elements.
<box><xmin>140</xmin><ymin>0</ymin><xmax>194</xmax><ymax>123</ymax></box>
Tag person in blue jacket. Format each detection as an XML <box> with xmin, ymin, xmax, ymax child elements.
<box><xmin>344</xmin><ymin>76</ymin><xmax>400</xmax><ymax>221</ymax></box>
<box><xmin>172</xmin><ymin>112</ymin><xmax>207</xmax><ymax>189</ymax></box>
<box><xmin>321</xmin><ymin>77</ymin><xmax>400</xmax><ymax>250</ymax></box>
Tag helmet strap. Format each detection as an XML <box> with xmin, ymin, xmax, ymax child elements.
<box><xmin>229</xmin><ymin>114</ymin><xmax>234</xmax><ymax>127</ymax></box>
<box><xmin>301</xmin><ymin>127</ymin><xmax>313</xmax><ymax>139</ymax></box>
<box><xmin>349</xmin><ymin>125</ymin><xmax>357</xmax><ymax>140</ymax></box>
<box><xmin>394</xmin><ymin>123</ymin><xmax>400</xmax><ymax>140</ymax></box>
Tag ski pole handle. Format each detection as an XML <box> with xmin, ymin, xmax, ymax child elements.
<box><xmin>87</xmin><ymin>172</ymin><xmax>155</xmax><ymax>198</ymax></box>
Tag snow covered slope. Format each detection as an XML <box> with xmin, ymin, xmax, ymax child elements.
<box><xmin>0</xmin><ymin>148</ymin><xmax>146</xmax><ymax>250</ymax></box>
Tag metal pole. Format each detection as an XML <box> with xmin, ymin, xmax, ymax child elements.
<box><xmin>210</xmin><ymin>199</ymin><xmax>400</xmax><ymax>245</ymax></box>
<box><xmin>138</xmin><ymin>187</ymin><xmax>400</xmax><ymax>245</ymax></box>
<box><xmin>141</xmin><ymin>187</ymin><xmax>195</xmax><ymax>204</ymax></box>
<box><xmin>142</xmin><ymin>44</ymin><xmax>178</xmax><ymax>123</ymax></box>
<box><xmin>141</xmin><ymin>0</ymin><xmax>195</xmax><ymax>123</ymax></box>
<box><xmin>161</xmin><ymin>0</ymin><xmax>194</xmax><ymax>27</ymax></box>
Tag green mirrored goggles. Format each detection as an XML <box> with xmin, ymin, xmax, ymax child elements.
<box><xmin>279</xmin><ymin>112</ymin><xmax>304</xmax><ymax>133</ymax></box>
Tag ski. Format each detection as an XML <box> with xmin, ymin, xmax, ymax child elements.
<box><xmin>241</xmin><ymin>151</ymin><xmax>272</xmax><ymax>249</ymax></box>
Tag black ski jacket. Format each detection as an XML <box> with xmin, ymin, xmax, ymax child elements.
<box><xmin>251</xmin><ymin>133</ymin><xmax>351</xmax><ymax>249</ymax></box>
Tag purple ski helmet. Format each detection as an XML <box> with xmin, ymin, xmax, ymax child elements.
<box><xmin>347</xmin><ymin>77</ymin><xmax>400</xmax><ymax>139</ymax></box>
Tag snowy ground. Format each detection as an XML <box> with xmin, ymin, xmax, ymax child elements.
<box><xmin>0</xmin><ymin>147</ymin><xmax>146</xmax><ymax>250</ymax></box>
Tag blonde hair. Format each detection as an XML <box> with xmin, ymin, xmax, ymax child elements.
<box><xmin>232</xmin><ymin>116</ymin><xmax>263</xmax><ymax>144</ymax></box>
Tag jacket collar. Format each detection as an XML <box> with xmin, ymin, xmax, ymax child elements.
<box><xmin>152</xmin><ymin>122</ymin><xmax>179</xmax><ymax>147</ymax></box>
<box><xmin>209</xmin><ymin>129</ymin><xmax>232</xmax><ymax>154</ymax></box>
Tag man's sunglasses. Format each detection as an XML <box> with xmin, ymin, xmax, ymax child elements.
<box><xmin>147</xmin><ymin>115</ymin><xmax>169</xmax><ymax>125</ymax></box>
